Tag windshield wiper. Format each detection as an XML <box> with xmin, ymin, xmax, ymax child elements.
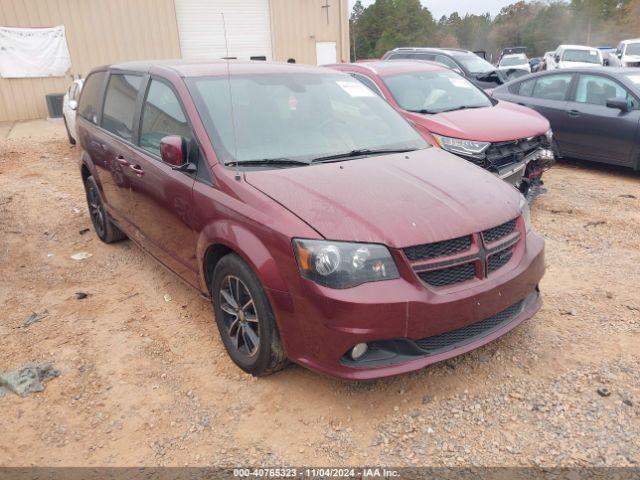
<box><xmin>226</xmin><ymin>158</ymin><xmax>310</xmax><ymax>167</ymax></box>
<box><xmin>437</xmin><ymin>105</ymin><xmax>487</xmax><ymax>113</ymax></box>
<box><xmin>311</xmin><ymin>148</ymin><xmax>417</xmax><ymax>163</ymax></box>
<box><xmin>406</xmin><ymin>108</ymin><xmax>439</xmax><ymax>114</ymax></box>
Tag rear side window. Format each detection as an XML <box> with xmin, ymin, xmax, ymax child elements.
<box><xmin>140</xmin><ymin>79</ymin><xmax>192</xmax><ymax>157</ymax></box>
<box><xmin>515</xmin><ymin>78</ymin><xmax>536</xmax><ymax>96</ymax></box>
<box><xmin>78</xmin><ymin>72</ymin><xmax>106</xmax><ymax>124</ymax></box>
<box><xmin>532</xmin><ymin>74</ymin><xmax>573</xmax><ymax>101</ymax></box>
<box><xmin>102</xmin><ymin>74</ymin><xmax>143</xmax><ymax>142</ymax></box>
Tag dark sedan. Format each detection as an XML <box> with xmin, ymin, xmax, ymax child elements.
<box><xmin>492</xmin><ymin>68</ymin><xmax>640</xmax><ymax>170</ymax></box>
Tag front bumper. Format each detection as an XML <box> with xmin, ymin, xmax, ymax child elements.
<box><xmin>272</xmin><ymin>231</ymin><xmax>545</xmax><ymax>380</ymax></box>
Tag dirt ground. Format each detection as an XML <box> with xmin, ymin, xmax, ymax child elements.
<box><xmin>1</xmin><ymin>121</ymin><xmax>639</xmax><ymax>467</ymax></box>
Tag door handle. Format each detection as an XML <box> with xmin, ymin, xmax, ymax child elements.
<box><xmin>129</xmin><ymin>164</ymin><xmax>144</xmax><ymax>176</ymax></box>
<box><xmin>566</xmin><ymin>109</ymin><xmax>581</xmax><ymax>117</ymax></box>
<box><xmin>115</xmin><ymin>155</ymin><xmax>130</xmax><ymax>166</ymax></box>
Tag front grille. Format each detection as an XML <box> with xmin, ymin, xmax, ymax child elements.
<box><xmin>482</xmin><ymin>219</ymin><xmax>517</xmax><ymax>243</ymax></box>
<box><xmin>418</xmin><ymin>262</ymin><xmax>475</xmax><ymax>287</ymax></box>
<box><xmin>488</xmin><ymin>246</ymin><xmax>514</xmax><ymax>272</ymax></box>
<box><xmin>415</xmin><ymin>299</ymin><xmax>525</xmax><ymax>353</ymax></box>
<box><xmin>483</xmin><ymin>136</ymin><xmax>544</xmax><ymax>170</ymax></box>
<box><xmin>403</xmin><ymin>235</ymin><xmax>472</xmax><ymax>262</ymax></box>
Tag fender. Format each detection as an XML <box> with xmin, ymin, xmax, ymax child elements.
<box><xmin>196</xmin><ymin>220</ymin><xmax>290</xmax><ymax>295</ymax></box>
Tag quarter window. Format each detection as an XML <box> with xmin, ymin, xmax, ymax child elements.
<box><xmin>78</xmin><ymin>72</ymin><xmax>106</xmax><ymax>124</ymax></box>
<box><xmin>532</xmin><ymin>74</ymin><xmax>573</xmax><ymax>101</ymax></box>
<box><xmin>140</xmin><ymin>80</ymin><xmax>192</xmax><ymax>157</ymax></box>
<box><xmin>574</xmin><ymin>75</ymin><xmax>632</xmax><ymax>107</ymax></box>
<box><xmin>435</xmin><ymin>55</ymin><xmax>459</xmax><ymax>71</ymax></box>
<box><xmin>102</xmin><ymin>74</ymin><xmax>143</xmax><ymax>142</ymax></box>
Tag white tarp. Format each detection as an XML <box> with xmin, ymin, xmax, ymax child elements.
<box><xmin>0</xmin><ymin>26</ymin><xmax>71</xmax><ymax>78</ymax></box>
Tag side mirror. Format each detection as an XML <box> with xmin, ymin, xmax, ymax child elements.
<box><xmin>606</xmin><ymin>97</ymin><xmax>632</xmax><ymax>112</ymax></box>
<box><xmin>554</xmin><ymin>55</ymin><xmax>560</xmax><ymax>63</ymax></box>
<box><xmin>68</xmin><ymin>100</ymin><xmax>78</xmax><ymax>110</ymax></box>
<box><xmin>617</xmin><ymin>52</ymin><xmax>622</xmax><ymax>59</ymax></box>
<box><xmin>160</xmin><ymin>135</ymin><xmax>187</xmax><ymax>167</ymax></box>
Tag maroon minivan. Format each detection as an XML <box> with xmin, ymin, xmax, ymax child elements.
<box><xmin>77</xmin><ymin>60</ymin><xmax>545</xmax><ymax>380</ymax></box>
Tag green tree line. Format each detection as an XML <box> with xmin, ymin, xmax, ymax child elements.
<box><xmin>350</xmin><ymin>0</ymin><xmax>640</xmax><ymax>61</ymax></box>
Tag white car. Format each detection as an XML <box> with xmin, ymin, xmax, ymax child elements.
<box><xmin>62</xmin><ymin>78</ymin><xmax>83</xmax><ymax>145</ymax></box>
<box><xmin>546</xmin><ymin>45</ymin><xmax>603</xmax><ymax>70</ymax></box>
<box><xmin>498</xmin><ymin>53</ymin><xmax>531</xmax><ymax>72</ymax></box>
<box><xmin>615</xmin><ymin>39</ymin><xmax>640</xmax><ymax>68</ymax></box>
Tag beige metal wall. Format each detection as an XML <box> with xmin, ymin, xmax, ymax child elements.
<box><xmin>269</xmin><ymin>0</ymin><xmax>349</xmax><ymax>65</ymax></box>
<box><xmin>0</xmin><ymin>0</ymin><xmax>181</xmax><ymax>122</ymax></box>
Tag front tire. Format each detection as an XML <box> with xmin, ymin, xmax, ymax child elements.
<box><xmin>83</xmin><ymin>175</ymin><xmax>126</xmax><ymax>243</ymax></box>
<box><xmin>211</xmin><ymin>254</ymin><xmax>288</xmax><ymax>376</ymax></box>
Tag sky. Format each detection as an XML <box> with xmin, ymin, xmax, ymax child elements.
<box><xmin>347</xmin><ymin>0</ymin><xmax>518</xmax><ymax>20</ymax></box>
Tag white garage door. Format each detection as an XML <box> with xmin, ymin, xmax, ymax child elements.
<box><xmin>175</xmin><ymin>0</ymin><xmax>273</xmax><ymax>60</ymax></box>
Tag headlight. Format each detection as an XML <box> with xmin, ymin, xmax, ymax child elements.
<box><xmin>520</xmin><ymin>195</ymin><xmax>532</xmax><ymax>232</ymax></box>
<box><xmin>544</xmin><ymin>128</ymin><xmax>553</xmax><ymax>145</ymax></box>
<box><xmin>293</xmin><ymin>239</ymin><xmax>399</xmax><ymax>289</ymax></box>
<box><xmin>432</xmin><ymin>134</ymin><xmax>490</xmax><ymax>159</ymax></box>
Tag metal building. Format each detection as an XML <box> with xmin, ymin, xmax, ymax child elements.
<box><xmin>0</xmin><ymin>0</ymin><xmax>349</xmax><ymax>122</ymax></box>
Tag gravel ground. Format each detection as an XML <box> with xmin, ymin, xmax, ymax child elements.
<box><xmin>0</xmin><ymin>125</ymin><xmax>639</xmax><ymax>467</ymax></box>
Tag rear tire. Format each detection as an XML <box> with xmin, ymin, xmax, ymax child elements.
<box><xmin>83</xmin><ymin>175</ymin><xmax>126</xmax><ymax>243</ymax></box>
<box><xmin>211</xmin><ymin>254</ymin><xmax>289</xmax><ymax>376</ymax></box>
<box><xmin>64</xmin><ymin>116</ymin><xmax>76</xmax><ymax>145</ymax></box>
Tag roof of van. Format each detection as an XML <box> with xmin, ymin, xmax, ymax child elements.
<box><xmin>103</xmin><ymin>59</ymin><xmax>334</xmax><ymax>77</ymax></box>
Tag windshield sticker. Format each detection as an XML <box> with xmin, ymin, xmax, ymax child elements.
<box><xmin>449</xmin><ymin>78</ymin><xmax>472</xmax><ymax>88</ymax></box>
<box><xmin>336</xmin><ymin>80</ymin><xmax>376</xmax><ymax>97</ymax></box>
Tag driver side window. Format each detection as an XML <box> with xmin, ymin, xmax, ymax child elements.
<box><xmin>140</xmin><ymin>80</ymin><xmax>192</xmax><ymax>158</ymax></box>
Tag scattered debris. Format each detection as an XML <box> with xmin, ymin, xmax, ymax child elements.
<box><xmin>597</xmin><ymin>388</ymin><xmax>611</xmax><ymax>398</ymax></box>
<box><xmin>623</xmin><ymin>399</ymin><xmax>633</xmax><ymax>407</ymax></box>
<box><xmin>22</xmin><ymin>310</ymin><xmax>49</xmax><ymax>327</ymax></box>
<box><xmin>560</xmin><ymin>308</ymin><xmax>577</xmax><ymax>316</ymax></box>
<box><xmin>75</xmin><ymin>292</ymin><xmax>89</xmax><ymax>300</ymax></box>
<box><xmin>0</xmin><ymin>362</ymin><xmax>60</xmax><ymax>397</ymax></box>
<box><xmin>79</xmin><ymin>228</ymin><xmax>90</xmax><ymax>235</ymax></box>
<box><xmin>164</xmin><ymin>294</ymin><xmax>172</xmax><ymax>303</ymax></box>
<box><xmin>70</xmin><ymin>252</ymin><xmax>92</xmax><ymax>261</ymax></box>
<box><xmin>619</xmin><ymin>194</ymin><xmax>636</xmax><ymax>199</ymax></box>
<box><xmin>584</xmin><ymin>220</ymin><xmax>606</xmax><ymax>229</ymax></box>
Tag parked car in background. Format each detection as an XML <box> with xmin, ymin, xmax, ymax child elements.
<box><xmin>500</xmin><ymin>47</ymin><xmax>527</xmax><ymax>62</ymax></box>
<box><xmin>546</xmin><ymin>45</ymin><xmax>603</xmax><ymax>70</ymax></box>
<box><xmin>541</xmin><ymin>51</ymin><xmax>556</xmax><ymax>71</ymax></box>
<box><xmin>492</xmin><ymin>68</ymin><xmax>640</xmax><ymax>169</ymax></box>
<box><xmin>530</xmin><ymin>57</ymin><xmax>544</xmax><ymax>72</ymax></box>
<box><xmin>597</xmin><ymin>46</ymin><xmax>617</xmax><ymax>66</ymax></box>
<box><xmin>382</xmin><ymin>47</ymin><xmax>509</xmax><ymax>89</ymax></box>
<box><xmin>498</xmin><ymin>54</ymin><xmax>531</xmax><ymax>73</ymax></box>
<box><xmin>62</xmin><ymin>77</ymin><xmax>83</xmax><ymax>145</ymax></box>
<box><xmin>77</xmin><ymin>60</ymin><xmax>545</xmax><ymax>380</ymax></box>
<box><xmin>615</xmin><ymin>39</ymin><xmax>640</xmax><ymax>67</ymax></box>
<box><xmin>329</xmin><ymin>61</ymin><xmax>554</xmax><ymax>196</ymax></box>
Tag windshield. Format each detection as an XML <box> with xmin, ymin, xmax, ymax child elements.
<box><xmin>563</xmin><ymin>49</ymin><xmax>601</xmax><ymax>64</ymax></box>
<box><xmin>451</xmin><ymin>53</ymin><xmax>496</xmax><ymax>75</ymax></box>
<box><xmin>383</xmin><ymin>70</ymin><xmax>492</xmax><ymax>113</ymax></box>
<box><xmin>626</xmin><ymin>43</ymin><xmax>640</xmax><ymax>55</ymax></box>
<box><xmin>500</xmin><ymin>56</ymin><xmax>527</xmax><ymax>67</ymax></box>
<box><xmin>187</xmin><ymin>73</ymin><xmax>426</xmax><ymax>165</ymax></box>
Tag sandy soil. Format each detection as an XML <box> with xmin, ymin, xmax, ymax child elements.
<box><xmin>0</xmin><ymin>125</ymin><xmax>639</xmax><ymax>467</ymax></box>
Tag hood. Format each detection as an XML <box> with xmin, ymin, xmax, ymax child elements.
<box><xmin>405</xmin><ymin>101</ymin><xmax>550</xmax><ymax>143</ymax></box>
<box><xmin>245</xmin><ymin>149</ymin><xmax>521</xmax><ymax>248</ymax></box>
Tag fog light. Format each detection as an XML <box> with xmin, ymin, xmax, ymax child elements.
<box><xmin>351</xmin><ymin>343</ymin><xmax>368</xmax><ymax>360</ymax></box>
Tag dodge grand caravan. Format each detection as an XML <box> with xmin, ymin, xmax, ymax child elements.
<box><xmin>77</xmin><ymin>60</ymin><xmax>545</xmax><ymax>380</ymax></box>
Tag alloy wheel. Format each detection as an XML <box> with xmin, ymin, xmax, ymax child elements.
<box><xmin>218</xmin><ymin>275</ymin><xmax>260</xmax><ymax>357</ymax></box>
